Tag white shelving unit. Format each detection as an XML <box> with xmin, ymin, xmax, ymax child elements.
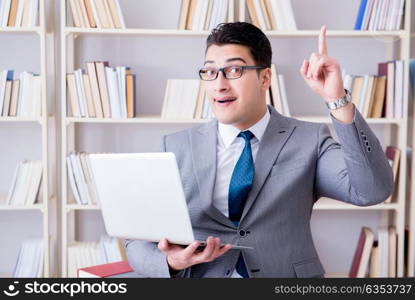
<box><xmin>407</xmin><ymin>20</ymin><xmax>415</xmax><ymax>278</ymax></box>
<box><xmin>0</xmin><ymin>0</ymin><xmax>51</xmax><ymax>277</ymax></box>
<box><xmin>59</xmin><ymin>0</ymin><xmax>412</xmax><ymax>277</ymax></box>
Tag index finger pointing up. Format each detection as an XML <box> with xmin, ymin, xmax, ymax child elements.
<box><xmin>319</xmin><ymin>25</ymin><xmax>328</xmax><ymax>55</ymax></box>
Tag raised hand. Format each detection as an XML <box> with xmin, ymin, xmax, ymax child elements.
<box><xmin>300</xmin><ymin>26</ymin><xmax>345</xmax><ymax>102</ymax></box>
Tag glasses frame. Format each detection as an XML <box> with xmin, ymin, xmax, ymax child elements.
<box><xmin>198</xmin><ymin>65</ymin><xmax>267</xmax><ymax>81</ymax></box>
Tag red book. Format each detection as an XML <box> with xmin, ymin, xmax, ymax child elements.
<box><xmin>78</xmin><ymin>261</ymin><xmax>134</xmax><ymax>278</ymax></box>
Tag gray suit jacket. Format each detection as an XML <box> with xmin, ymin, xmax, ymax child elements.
<box><xmin>125</xmin><ymin>105</ymin><xmax>393</xmax><ymax>278</ymax></box>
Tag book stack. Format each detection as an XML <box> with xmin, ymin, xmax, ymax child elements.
<box><xmin>68</xmin><ymin>0</ymin><xmax>125</xmax><ymax>29</ymax></box>
<box><xmin>178</xmin><ymin>0</ymin><xmax>234</xmax><ymax>31</ymax></box>
<box><xmin>66</xmin><ymin>62</ymin><xmax>136</xmax><ymax>118</ymax></box>
<box><xmin>349</xmin><ymin>226</ymin><xmax>397</xmax><ymax>278</ymax></box>
<box><xmin>0</xmin><ymin>0</ymin><xmax>38</xmax><ymax>27</ymax></box>
<box><xmin>342</xmin><ymin>60</ymin><xmax>404</xmax><ymax>118</ymax></box>
<box><xmin>68</xmin><ymin>235</ymin><xmax>126</xmax><ymax>278</ymax></box>
<box><xmin>67</xmin><ymin>152</ymin><xmax>98</xmax><ymax>206</ymax></box>
<box><xmin>354</xmin><ymin>0</ymin><xmax>405</xmax><ymax>31</ymax></box>
<box><xmin>268</xmin><ymin>63</ymin><xmax>290</xmax><ymax>116</ymax></box>
<box><xmin>13</xmin><ymin>238</ymin><xmax>43</xmax><ymax>277</ymax></box>
<box><xmin>162</xmin><ymin>79</ymin><xmax>213</xmax><ymax>119</ymax></box>
<box><xmin>245</xmin><ymin>0</ymin><xmax>297</xmax><ymax>31</ymax></box>
<box><xmin>0</xmin><ymin>70</ymin><xmax>42</xmax><ymax>117</ymax></box>
<box><xmin>6</xmin><ymin>160</ymin><xmax>42</xmax><ymax>206</ymax></box>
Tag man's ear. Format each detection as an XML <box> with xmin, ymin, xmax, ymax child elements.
<box><xmin>260</xmin><ymin>68</ymin><xmax>272</xmax><ymax>91</ymax></box>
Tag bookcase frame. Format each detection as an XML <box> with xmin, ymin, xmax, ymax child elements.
<box><xmin>60</xmin><ymin>0</ymin><xmax>412</xmax><ymax>277</ymax></box>
<box><xmin>0</xmin><ymin>0</ymin><xmax>51</xmax><ymax>277</ymax></box>
<box><xmin>408</xmin><ymin>31</ymin><xmax>415</xmax><ymax>277</ymax></box>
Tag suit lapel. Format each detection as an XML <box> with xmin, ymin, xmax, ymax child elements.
<box><xmin>190</xmin><ymin>120</ymin><xmax>236</xmax><ymax>228</ymax></box>
<box><xmin>240</xmin><ymin>106</ymin><xmax>296</xmax><ymax>222</ymax></box>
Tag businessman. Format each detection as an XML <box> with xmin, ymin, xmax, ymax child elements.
<box><xmin>125</xmin><ymin>22</ymin><xmax>393</xmax><ymax>277</ymax></box>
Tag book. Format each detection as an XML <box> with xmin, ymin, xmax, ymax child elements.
<box><xmin>82</xmin><ymin>74</ymin><xmax>96</xmax><ymax>117</ymax></box>
<box><xmin>106</xmin><ymin>0</ymin><xmax>122</xmax><ymax>28</ymax></box>
<box><xmin>162</xmin><ymin>79</ymin><xmax>200</xmax><ymax>119</ymax></box>
<box><xmin>126</xmin><ymin>73</ymin><xmax>135</xmax><ymax>118</ymax></box>
<box><xmin>14</xmin><ymin>0</ymin><xmax>26</xmax><ymax>27</ymax></box>
<box><xmin>377</xmin><ymin>226</ymin><xmax>389</xmax><ymax>277</ymax></box>
<box><xmin>2</xmin><ymin>80</ymin><xmax>12</xmax><ymax>116</ymax></box>
<box><xmin>13</xmin><ymin>239</ymin><xmax>43</xmax><ymax>277</ymax></box>
<box><xmin>0</xmin><ymin>70</ymin><xmax>14</xmax><ymax>116</ymax></box>
<box><xmin>67</xmin><ymin>73</ymin><xmax>80</xmax><ymax>117</ymax></box>
<box><xmin>8</xmin><ymin>79</ymin><xmax>19</xmax><ymax>116</ymax></box>
<box><xmin>349</xmin><ymin>227</ymin><xmax>374</xmax><ymax>277</ymax></box>
<box><xmin>78</xmin><ymin>0</ymin><xmax>91</xmax><ymax>28</ymax></box>
<box><xmin>95</xmin><ymin>61</ymin><xmax>111</xmax><ymax>117</ymax></box>
<box><xmin>85</xmin><ymin>62</ymin><xmax>103</xmax><ymax>118</ymax></box>
<box><xmin>246</xmin><ymin>0</ymin><xmax>260</xmax><ymax>28</ymax></box>
<box><xmin>7</xmin><ymin>0</ymin><xmax>19</xmax><ymax>26</ymax></box>
<box><xmin>78</xmin><ymin>261</ymin><xmax>134</xmax><ymax>278</ymax></box>
<box><xmin>83</xmin><ymin>0</ymin><xmax>97</xmax><ymax>28</ymax></box>
<box><xmin>369</xmin><ymin>75</ymin><xmax>386</xmax><ymax>118</ymax></box>
<box><xmin>264</xmin><ymin>0</ymin><xmax>276</xmax><ymax>30</ymax></box>
<box><xmin>384</xmin><ymin>146</ymin><xmax>400</xmax><ymax>203</ymax></box>
<box><xmin>69</xmin><ymin>0</ymin><xmax>82</xmax><ymax>27</ymax></box>
<box><xmin>369</xmin><ymin>241</ymin><xmax>379</xmax><ymax>277</ymax></box>
<box><xmin>388</xmin><ymin>226</ymin><xmax>397</xmax><ymax>277</ymax></box>
<box><xmin>6</xmin><ymin>160</ymin><xmax>42</xmax><ymax>206</ymax></box>
<box><xmin>68</xmin><ymin>237</ymin><xmax>126</xmax><ymax>277</ymax></box>
<box><xmin>269</xmin><ymin>64</ymin><xmax>283</xmax><ymax>114</ymax></box>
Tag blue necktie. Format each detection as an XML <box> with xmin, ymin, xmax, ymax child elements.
<box><xmin>228</xmin><ymin>130</ymin><xmax>254</xmax><ymax>278</ymax></box>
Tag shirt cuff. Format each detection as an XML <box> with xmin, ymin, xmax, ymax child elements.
<box><xmin>329</xmin><ymin>104</ymin><xmax>357</xmax><ymax>125</ymax></box>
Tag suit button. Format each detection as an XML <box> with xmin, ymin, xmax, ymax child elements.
<box><xmin>226</xmin><ymin>270</ymin><xmax>231</xmax><ymax>275</ymax></box>
<box><xmin>362</xmin><ymin>135</ymin><xmax>367</xmax><ymax>140</ymax></box>
<box><xmin>360</xmin><ymin>130</ymin><xmax>364</xmax><ymax>135</ymax></box>
<box><xmin>367</xmin><ymin>146</ymin><xmax>372</xmax><ymax>152</ymax></box>
<box><xmin>239</xmin><ymin>230</ymin><xmax>246</xmax><ymax>237</ymax></box>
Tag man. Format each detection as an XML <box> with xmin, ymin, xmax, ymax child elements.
<box><xmin>125</xmin><ymin>22</ymin><xmax>393</xmax><ymax>278</ymax></box>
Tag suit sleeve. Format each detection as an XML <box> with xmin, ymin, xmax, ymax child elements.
<box><xmin>124</xmin><ymin>135</ymin><xmax>191</xmax><ymax>278</ymax></box>
<box><xmin>314</xmin><ymin>107</ymin><xmax>394</xmax><ymax>206</ymax></box>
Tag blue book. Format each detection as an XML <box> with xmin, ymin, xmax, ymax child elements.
<box><xmin>410</xmin><ymin>59</ymin><xmax>415</xmax><ymax>101</ymax></box>
<box><xmin>354</xmin><ymin>0</ymin><xmax>368</xmax><ymax>30</ymax></box>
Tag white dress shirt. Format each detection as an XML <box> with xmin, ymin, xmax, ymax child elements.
<box><xmin>212</xmin><ymin>110</ymin><xmax>271</xmax><ymax>277</ymax></box>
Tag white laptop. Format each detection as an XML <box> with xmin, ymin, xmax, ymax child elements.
<box><xmin>88</xmin><ymin>152</ymin><xmax>253</xmax><ymax>250</ymax></box>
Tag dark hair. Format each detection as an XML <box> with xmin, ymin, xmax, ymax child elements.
<box><xmin>206</xmin><ymin>22</ymin><xmax>272</xmax><ymax>68</ymax></box>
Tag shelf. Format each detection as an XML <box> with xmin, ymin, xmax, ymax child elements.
<box><xmin>314</xmin><ymin>198</ymin><xmax>399</xmax><ymax>210</ymax></box>
<box><xmin>294</xmin><ymin>116</ymin><xmax>404</xmax><ymax>125</ymax></box>
<box><xmin>66</xmin><ymin>116</ymin><xmax>403</xmax><ymax>125</ymax></box>
<box><xmin>66</xmin><ymin>204</ymin><xmax>100</xmax><ymax>212</ymax></box>
<box><xmin>0</xmin><ymin>117</ymin><xmax>42</xmax><ymax>124</ymax></box>
<box><xmin>64</xmin><ymin>27</ymin><xmax>407</xmax><ymax>38</ymax></box>
<box><xmin>64</xmin><ymin>199</ymin><xmax>398</xmax><ymax>212</ymax></box>
<box><xmin>66</xmin><ymin>116</ymin><xmax>211</xmax><ymax>125</ymax></box>
<box><xmin>0</xmin><ymin>203</ymin><xmax>44</xmax><ymax>212</ymax></box>
<box><xmin>0</xmin><ymin>26</ymin><xmax>41</xmax><ymax>34</ymax></box>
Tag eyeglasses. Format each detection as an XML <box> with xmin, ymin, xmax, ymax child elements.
<box><xmin>198</xmin><ymin>65</ymin><xmax>267</xmax><ymax>81</ymax></box>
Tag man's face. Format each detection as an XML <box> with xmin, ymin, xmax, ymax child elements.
<box><xmin>202</xmin><ymin>44</ymin><xmax>270</xmax><ymax>130</ymax></box>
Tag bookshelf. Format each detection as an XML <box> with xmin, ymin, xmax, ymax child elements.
<box><xmin>60</xmin><ymin>0</ymin><xmax>412</xmax><ymax>277</ymax></box>
<box><xmin>408</xmin><ymin>30</ymin><xmax>415</xmax><ymax>276</ymax></box>
<box><xmin>0</xmin><ymin>0</ymin><xmax>51</xmax><ymax>277</ymax></box>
